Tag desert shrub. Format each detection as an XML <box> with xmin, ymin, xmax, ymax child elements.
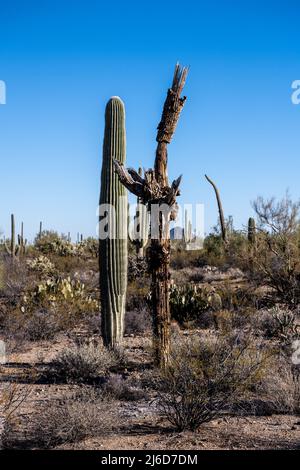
<box><xmin>0</xmin><ymin>381</ymin><xmax>31</xmax><ymax>449</ymax></box>
<box><xmin>197</xmin><ymin>234</ymin><xmax>225</xmax><ymax>268</ymax></box>
<box><xmin>126</xmin><ymin>280</ymin><xmax>150</xmax><ymax>311</ymax></box>
<box><xmin>22</xmin><ymin>310</ymin><xmax>58</xmax><ymax>341</ymax></box>
<box><xmin>2</xmin><ymin>387</ymin><xmax>118</xmax><ymax>449</ymax></box>
<box><xmin>103</xmin><ymin>374</ymin><xmax>147</xmax><ymax>401</ymax></box>
<box><xmin>254</xmin><ymin>355</ymin><xmax>300</xmax><ymax>415</ymax></box>
<box><xmin>157</xmin><ymin>332</ymin><xmax>269</xmax><ymax>431</ymax></box>
<box><xmin>125</xmin><ymin>308</ymin><xmax>152</xmax><ymax>335</ymax></box>
<box><xmin>0</xmin><ymin>260</ymin><xmax>4</xmax><ymax>290</ymax></box>
<box><xmin>169</xmin><ymin>284</ymin><xmax>209</xmax><ymax>325</ymax></box>
<box><xmin>51</xmin><ymin>341</ymin><xmax>118</xmax><ymax>383</ymax></box>
<box><xmin>259</xmin><ymin>307</ymin><xmax>299</xmax><ymax>342</ymax></box>
<box><xmin>35</xmin><ymin>231</ymin><xmax>68</xmax><ymax>254</ymax></box>
<box><xmin>0</xmin><ymin>382</ymin><xmax>30</xmax><ymax>421</ymax></box>
<box><xmin>127</xmin><ymin>254</ymin><xmax>148</xmax><ymax>282</ymax></box>
<box><xmin>214</xmin><ymin>282</ymin><xmax>259</xmax><ymax>311</ymax></box>
<box><xmin>250</xmin><ymin>194</ymin><xmax>300</xmax><ymax>309</ymax></box>
<box><xmin>34</xmin><ymin>231</ymin><xmax>91</xmax><ymax>258</ymax></box>
<box><xmin>50</xmin><ymin>254</ymin><xmax>90</xmax><ymax>275</ymax></box>
<box><xmin>0</xmin><ymin>259</ymin><xmax>31</xmax><ymax>306</ymax></box>
<box><xmin>170</xmin><ymin>249</ymin><xmax>200</xmax><ymax>270</ymax></box>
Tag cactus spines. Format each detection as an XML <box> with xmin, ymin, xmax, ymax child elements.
<box><xmin>99</xmin><ymin>96</ymin><xmax>128</xmax><ymax>348</ymax></box>
<box><xmin>248</xmin><ymin>217</ymin><xmax>256</xmax><ymax>244</ymax></box>
<box><xmin>129</xmin><ymin>168</ymin><xmax>149</xmax><ymax>259</ymax></box>
<box><xmin>5</xmin><ymin>214</ymin><xmax>19</xmax><ymax>260</ymax></box>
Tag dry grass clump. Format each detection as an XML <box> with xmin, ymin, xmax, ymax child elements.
<box><xmin>103</xmin><ymin>374</ymin><xmax>148</xmax><ymax>401</ymax></box>
<box><xmin>125</xmin><ymin>308</ymin><xmax>152</xmax><ymax>335</ymax></box>
<box><xmin>0</xmin><ymin>381</ymin><xmax>31</xmax><ymax>449</ymax></box>
<box><xmin>256</xmin><ymin>355</ymin><xmax>300</xmax><ymax>415</ymax></box>
<box><xmin>51</xmin><ymin>340</ymin><xmax>121</xmax><ymax>383</ymax></box>
<box><xmin>2</xmin><ymin>387</ymin><xmax>119</xmax><ymax>449</ymax></box>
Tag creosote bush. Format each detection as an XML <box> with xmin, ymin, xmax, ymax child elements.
<box><xmin>2</xmin><ymin>387</ymin><xmax>119</xmax><ymax>449</ymax></box>
<box><xmin>157</xmin><ymin>332</ymin><xmax>270</xmax><ymax>431</ymax></box>
<box><xmin>51</xmin><ymin>341</ymin><xmax>120</xmax><ymax>382</ymax></box>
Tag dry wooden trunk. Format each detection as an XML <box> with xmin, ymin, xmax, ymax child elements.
<box><xmin>150</xmin><ymin>140</ymin><xmax>171</xmax><ymax>367</ymax></box>
<box><xmin>114</xmin><ymin>64</ymin><xmax>188</xmax><ymax>368</ymax></box>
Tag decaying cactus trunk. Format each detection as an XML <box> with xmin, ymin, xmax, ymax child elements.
<box><xmin>129</xmin><ymin>168</ymin><xmax>149</xmax><ymax>259</ymax></box>
<box><xmin>114</xmin><ymin>64</ymin><xmax>188</xmax><ymax>367</ymax></box>
<box><xmin>99</xmin><ymin>97</ymin><xmax>128</xmax><ymax>348</ymax></box>
<box><xmin>205</xmin><ymin>174</ymin><xmax>227</xmax><ymax>244</ymax></box>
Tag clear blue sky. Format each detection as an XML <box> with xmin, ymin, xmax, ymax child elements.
<box><xmin>0</xmin><ymin>0</ymin><xmax>299</xmax><ymax>241</ymax></box>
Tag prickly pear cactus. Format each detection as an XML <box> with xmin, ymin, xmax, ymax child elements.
<box><xmin>99</xmin><ymin>97</ymin><xmax>128</xmax><ymax>348</ymax></box>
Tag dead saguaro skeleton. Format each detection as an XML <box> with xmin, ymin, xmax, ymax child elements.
<box><xmin>205</xmin><ymin>174</ymin><xmax>227</xmax><ymax>244</ymax></box>
<box><xmin>114</xmin><ymin>64</ymin><xmax>188</xmax><ymax>367</ymax></box>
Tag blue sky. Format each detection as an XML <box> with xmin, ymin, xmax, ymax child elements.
<box><xmin>0</xmin><ymin>0</ymin><xmax>299</xmax><ymax>241</ymax></box>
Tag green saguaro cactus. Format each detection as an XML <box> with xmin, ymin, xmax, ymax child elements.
<box><xmin>248</xmin><ymin>217</ymin><xmax>256</xmax><ymax>245</ymax></box>
<box><xmin>99</xmin><ymin>96</ymin><xmax>128</xmax><ymax>348</ymax></box>
<box><xmin>18</xmin><ymin>222</ymin><xmax>27</xmax><ymax>255</ymax></box>
<box><xmin>5</xmin><ymin>214</ymin><xmax>19</xmax><ymax>260</ymax></box>
<box><xmin>183</xmin><ymin>209</ymin><xmax>192</xmax><ymax>248</ymax></box>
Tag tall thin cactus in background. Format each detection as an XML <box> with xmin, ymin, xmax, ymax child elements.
<box><xmin>248</xmin><ymin>217</ymin><xmax>256</xmax><ymax>245</ymax></box>
<box><xmin>183</xmin><ymin>209</ymin><xmax>192</xmax><ymax>247</ymax></box>
<box><xmin>39</xmin><ymin>221</ymin><xmax>43</xmax><ymax>238</ymax></box>
<box><xmin>18</xmin><ymin>221</ymin><xmax>27</xmax><ymax>255</ymax></box>
<box><xmin>99</xmin><ymin>96</ymin><xmax>128</xmax><ymax>348</ymax></box>
<box><xmin>205</xmin><ymin>174</ymin><xmax>227</xmax><ymax>244</ymax></box>
<box><xmin>5</xmin><ymin>214</ymin><xmax>19</xmax><ymax>260</ymax></box>
<box><xmin>129</xmin><ymin>167</ymin><xmax>149</xmax><ymax>259</ymax></box>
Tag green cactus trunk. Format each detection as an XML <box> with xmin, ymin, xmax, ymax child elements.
<box><xmin>11</xmin><ymin>214</ymin><xmax>16</xmax><ymax>258</ymax></box>
<box><xmin>99</xmin><ymin>97</ymin><xmax>128</xmax><ymax>348</ymax></box>
<box><xmin>19</xmin><ymin>221</ymin><xmax>25</xmax><ymax>255</ymax></box>
<box><xmin>5</xmin><ymin>214</ymin><xmax>18</xmax><ymax>260</ymax></box>
<box><xmin>248</xmin><ymin>217</ymin><xmax>256</xmax><ymax>244</ymax></box>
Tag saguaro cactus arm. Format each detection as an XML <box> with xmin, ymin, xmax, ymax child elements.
<box><xmin>205</xmin><ymin>174</ymin><xmax>227</xmax><ymax>243</ymax></box>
